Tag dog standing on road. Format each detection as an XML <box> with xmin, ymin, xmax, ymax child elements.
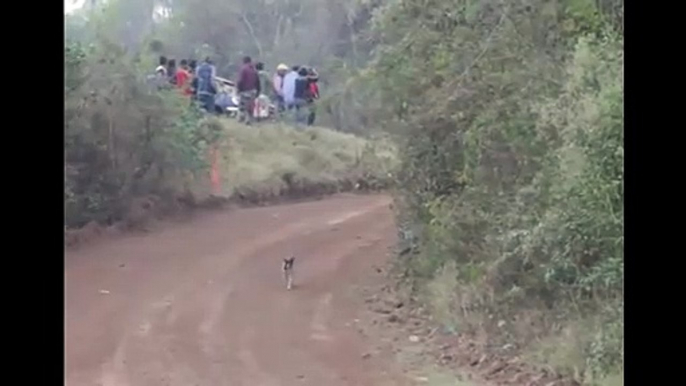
<box><xmin>282</xmin><ymin>256</ymin><xmax>295</xmax><ymax>290</ymax></box>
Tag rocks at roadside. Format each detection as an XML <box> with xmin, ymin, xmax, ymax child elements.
<box><xmin>358</xmin><ymin>267</ymin><xmax>580</xmax><ymax>386</ymax></box>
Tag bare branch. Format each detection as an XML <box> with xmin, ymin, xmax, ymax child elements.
<box><xmin>240</xmin><ymin>12</ymin><xmax>264</xmax><ymax>57</ymax></box>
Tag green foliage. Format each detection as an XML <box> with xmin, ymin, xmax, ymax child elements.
<box><xmin>362</xmin><ymin>0</ymin><xmax>623</xmax><ymax>381</ymax></box>
<box><xmin>64</xmin><ymin>0</ymin><xmax>393</xmax><ymax>228</ymax></box>
<box><xmin>65</xmin><ymin>37</ymin><xmax>210</xmax><ymax>228</ymax></box>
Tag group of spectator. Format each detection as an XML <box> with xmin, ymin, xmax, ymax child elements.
<box><xmin>152</xmin><ymin>54</ymin><xmax>320</xmax><ymax>127</ymax></box>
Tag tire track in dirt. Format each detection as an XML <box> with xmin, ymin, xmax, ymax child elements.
<box><xmin>194</xmin><ymin>197</ymin><xmax>399</xmax><ymax>385</ymax></box>
<box><xmin>66</xmin><ymin>194</ymin><xmax>414</xmax><ymax>386</ymax></box>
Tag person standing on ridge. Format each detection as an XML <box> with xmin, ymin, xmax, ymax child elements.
<box><xmin>306</xmin><ymin>67</ymin><xmax>320</xmax><ymax>126</ymax></box>
<box><xmin>195</xmin><ymin>57</ymin><xmax>217</xmax><ymax>113</ymax></box>
<box><xmin>188</xmin><ymin>60</ymin><xmax>198</xmax><ymax>101</ymax></box>
<box><xmin>293</xmin><ymin>67</ymin><xmax>312</xmax><ymax>126</ymax></box>
<box><xmin>153</xmin><ymin>56</ymin><xmax>168</xmax><ymax>90</ymax></box>
<box><xmin>155</xmin><ymin>56</ymin><xmax>168</xmax><ymax>77</ymax></box>
<box><xmin>272</xmin><ymin>63</ymin><xmax>289</xmax><ymax>113</ymax></box>
<box><xmin>167</xmin><ymin>59</ymin><xmax>177</xmax><ymax>86</ymax></box>
<box><xmin>175</xmin><ymin>59</ymin><xmax>193</xmax><ymax>98</ymax></box>
<box><xmin>254</xmin><ymin>62</ymin><xmax>271</xmax><ymax>121</ymax></box>
<box><xmin>236</xmin><ymin>56</ymin><xmax>260</xmax><ymax>124</ymax></box>
<box><xmin>282</xmin><ymin>65</ymin><xmax>300</xmax><ymax>112</ymax></box>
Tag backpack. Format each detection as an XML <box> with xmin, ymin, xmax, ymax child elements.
<box><xmin>294</xmin><ymin>76</ymin><xmax>310</xmax><ymax>100</ymax></box>
<box><xmin>309</xmin><ymin>82</ymin><xmax>319</xmax><ymax>100</ymax></box>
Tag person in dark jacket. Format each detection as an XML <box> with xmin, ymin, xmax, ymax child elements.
<box><xmin>292</xmin><ymin>67</ymin><xmax>311</xmax><ymax>126</ymax></box>
<box><xmin>195</xmin><ymin>57</ymin><xmax>217</xmax><ymax>113</ymax></box>
<box><xmin>188</xmin><ymin>59</ymin><xmax>198</xmax><ymax>101</ymax></box>
<box><xmin>236</xmin><ymin>56</ymin><xmax>260</xmax><ymax>124</ymax></box>
<box><xmin>167</xmin><ymin>59</ymin><xmax>177</xmax><ymax>85</ymax></box>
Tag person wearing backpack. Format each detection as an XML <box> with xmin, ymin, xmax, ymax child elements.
<box><xmin>292</xmin><ymin>67</ymin><xmax>312</xmax><ymax>126</ymax></box>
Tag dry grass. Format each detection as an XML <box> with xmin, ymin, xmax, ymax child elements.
<box><xmin>66</xmin><ymin>120</ymin><xmax>397</xmax><ymax>248</ymax></box>
<box><xmin>595</xmin><ymin>372</ymin><xmax>623</xmax><ymax>386</ymax></box>
<box><xmin>522</xmin><ymin>314</ymin><xmax>623</xmax><ymax>385</ymax></box>
<box><xmin>420</xmin><ymin>262</ymin><xmax>624</xmax><ymax>386</ymax></box>
<box><xmin>523</xmin><ymin>323</ymin><xmax>589</xmax><ymax>381</ymax></box>
<box><xmin>193</xmin><ymin>120</ymin><xmax>397</xmax><ymax>202</ymax></box>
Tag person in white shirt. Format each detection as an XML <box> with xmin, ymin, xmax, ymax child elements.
<box><xmin>272</xmin><ymin>63</ymin><xmax>289</xmax><ymax>112</ymax></box>
<box><xmin>152</xmin><ymin>56</ymin><xmax>168</xmax><ymax>90</ymax></box>
<box><xmin>282</xmin><ymin>65</ymin><xmax>300</xmax><ymax>110</ymax></box>
<box><xmin>155</xmin><ymin>56</ymin><xmax>168</xmax><ymax>77</ymax></box>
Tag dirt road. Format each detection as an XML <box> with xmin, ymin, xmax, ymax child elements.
<box><xmin>66</xmin><ymin>194</ymin><xmax>415</xmax><ymax>386</ymax></box>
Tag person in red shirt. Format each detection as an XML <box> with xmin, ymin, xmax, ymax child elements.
<box><xmin>175</xmin><ymin>59</ymin><xmax>193</xmax><ymax>98</ymax></box>
<box><xmin>306</xmin><ymin>67</ymin><xmax>320</xmax><ymax>126</ymax></box>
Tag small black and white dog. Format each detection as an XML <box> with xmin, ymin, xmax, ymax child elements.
<box><xmin>282</xmin><ymin>256</ymin><xmax>295</xmax><ymax>290</ymax></box>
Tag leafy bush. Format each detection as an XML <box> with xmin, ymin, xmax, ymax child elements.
<box><xmin>65</xmin><ymin>38</ymin><xmax>211</xmax><ymax>228</ymax></box>
<box><xmin>361</xmin><ymin>0</ymin><xmax>623</xmax><ymax>381</ymax></box>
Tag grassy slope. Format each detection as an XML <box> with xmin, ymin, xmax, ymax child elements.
<box><xmin>204</xmin><ymin>120</ymin><xmax>397</xmax><ymax>201</ymax></box>
<box><xmin>66</xmin><ymin>120</ymin><xmax>397</xmax><ymax>247</ymax></box>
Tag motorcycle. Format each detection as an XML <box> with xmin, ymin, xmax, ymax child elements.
<box><xmin>214</xmin><ymin>76</ymin><xmax>277</xmax><ymax>120</ymax></box>
<box><xmin>214</xmin><ymin>77</ymin><xmax>239</xmax><ymax>117</ymax></box>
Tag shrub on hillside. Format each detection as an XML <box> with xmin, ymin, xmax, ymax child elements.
<box><xmin>65</xmin><ymin>39</ymin><xmax>210</xmax><ymax>228</ymax></box>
